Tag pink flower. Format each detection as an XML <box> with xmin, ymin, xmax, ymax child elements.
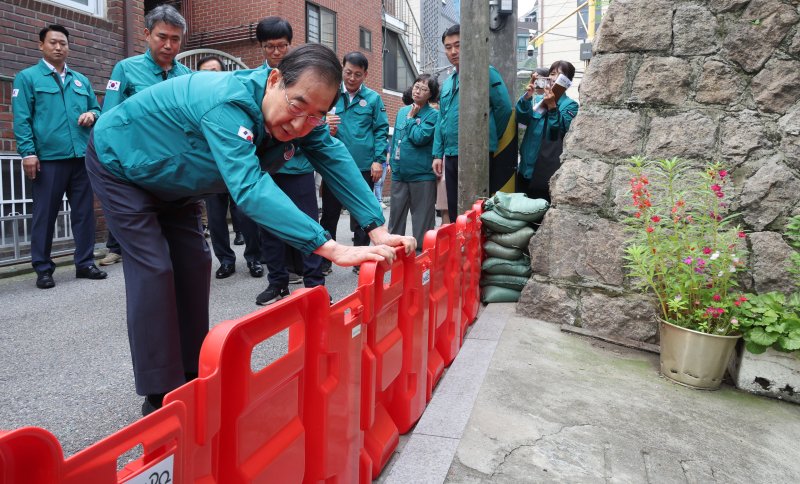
<box><xmin>715</xmin><ymin>191</ymin><xmax>724</xmax><ymax>198</ymax></box>
<box><xmin>713</xmin><ymin>294</ymin><xmax>721</xmax><ymax>302</ymax></box>
<box><xmin>702</xmin><ymin>247</ymin><xmax>712</xmax><ymax>255</ymax></box>
<box><xmin>683</xmin><ymin>257</ymin><xmax>693</xmax><ymax>265</ymax></box>
<box><xmin>710</xmin><ymin>184</ymin><xmax>722</xmax><ymax>192</ymax></box>
<box><xmin>719</xmin><ymin>170</ymin><xmax>728</xmax><ymax>178</ymax></box>
<box><xmin>738</xmin><ymin>231</ymin><xmax>746</xmax><ymax>238</ymax></box>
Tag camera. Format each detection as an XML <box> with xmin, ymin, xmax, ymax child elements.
<box><xmin>534</xmin><ymin>78</ymin><xmax>550</xmax><ymax>89</ymax></box>
<box><xmin>526</xmin><ymin>44</ymin><xmax>535</xmax><ymax>57</ymax></box>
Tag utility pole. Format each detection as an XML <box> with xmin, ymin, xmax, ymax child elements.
<box><xmin>458</xmin><ymin>0</ymin><xmax>491</xmax><ymax>213</ymax></box>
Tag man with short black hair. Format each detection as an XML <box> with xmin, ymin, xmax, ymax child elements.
<box><xmin>98</xmin><ymin>4</ymin><xmax>192</xmax><ymax>267</ymax></box>
<box><xmin>320</xmin><ymin>51</ymin><xmax>389</xmax><ymax>275</ymax></box>
<box><xmin>12</xmin><ymin>24</ymin><xmax>107</xmax><ymax>289</ymax></box>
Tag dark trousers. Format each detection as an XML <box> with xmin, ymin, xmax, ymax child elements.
<box><xmin>260</xmin><ymin>172</ymin><xmax>323</xmax><ymax>288</ymax></box>
<box><xmin>205</xmin><ymin>193</ymin><xmax>260</xmax><ymax>265</ymax></box>
<box><xmin>444</xmin><ymin>155</ymin><xmax>459</xmax><ymax>220</ymax></box>
<box><xmin>85</xmin><ymin>139</ymin><xmax>211</xmax><ymax>396</ymax></box>
<box><xmin>31</xmin><ymin>157</ymin><xmax>96</xmax><ymax>274</ymax></box>
<box><xmin>106</xmin><ymin>231</ymin><xmax>121</xmax><ymax>255</ymax></box>
<box><xmin>515</xmin><ymin>174</ymin><xmax>551</xmax><ymax>203</ymax></box>
<box><xmin>320</xmin><ymin>170</ymin><xmax>374</xmax><ymax>247</ymax></box>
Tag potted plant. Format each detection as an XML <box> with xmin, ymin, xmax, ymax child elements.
<box><xmin>728</xmin><ymin>215</ymin><xmax>800</xmax><ymax>402</ymax></box>
<box><xmin>624</xmin><ymin>157</ymin><xmax>748</xmax><ymax>390</ymax></box>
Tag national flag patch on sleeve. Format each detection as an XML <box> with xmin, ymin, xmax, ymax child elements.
<box><xmin>106</xmin><ymin>80</ymin><xmax>120</xmax><ymax>91</ymax></box>
<box><xmin>237</xmin><ymin>126</ymin><xmax>254</xmax><ymax>143</ymax></box>
<box><xmin>12</xmin><ymin>89</ymin><xmax>19</xmax><ymax>98</ymax></box>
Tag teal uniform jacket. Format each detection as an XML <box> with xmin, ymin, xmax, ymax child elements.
<box><xmin>432</xmin><ymin>65</ymin><xmax>512</xmax><ymax>159</ymax></box>
<box><xmin>103</xmin><ymin>49</ymin><xmax>192</xmax><ymax>110</ymax></box>
<box><xmin>332</xmin><ymin>84</ymin><xmax>389</xmax><ymax>171</ymax></box>
<box><xmin>516</xmin><ymin>93</ymin><xmax>579</xmax><ymax>179</ymax></box>
<box><xmin>389</xmin><ymin>103</ymin><xmax>438</xmax><ymax>183</ymax></box>
<box><xmin>92</xmin><ymin>68</ymin><xmax>384</xmax><ymax>254</ymax></box>
<box><xmin>12</xmin><ymin>60</ymin><xmax>101</xmax><ymax>160</ymax></box>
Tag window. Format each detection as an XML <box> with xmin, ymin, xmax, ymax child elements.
<box><xmin>306</xmin><ymin>3</ymin><xmax>336</xmax><ymax>52</ymax></box>
<box><xmin>382</xmin><ymin>29</ymin><xmax>415</xmax><ymax>93</ymax></box>
<box><xmin>49</xmin><ymin>0</ymin><xmax>105</xmax><ymax>16</ymax></box>
<box><xmin>360</xmin><ymin>27</ymin><xmax>372</xmax><ymax>51</ymax></box>
<box><xmin>577</xmin><ymin>0</ymin><xmax>602</xmax><ymax>40</ymax></box>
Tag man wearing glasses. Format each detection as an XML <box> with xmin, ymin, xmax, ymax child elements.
<box><xmin>320</xmin><ymin>51</ymin><xmax>390</xmax><ymax>275</ymax></box>
<box><xmin>253</xmin><ymin>17</ymin><xmax>326</xmax><ymax>306</ymax></box>
<box><xmin>85</xmin><ymin>44</ymin><xmax>416</xmax><ymax>415</ymax></box>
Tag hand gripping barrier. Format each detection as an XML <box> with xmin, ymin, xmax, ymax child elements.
<box><xmin>385</xmin><ymin>249</ymin><xmax>431</xmax><ymax>435</ymax></box>
<box><xmin>356</xmin><ymin>248</ymin><xmax>407</xmax><ymax>480</ymax></box>
<box><xmin>423</xmin><ymin>223</ymin><xmax>463</xmax><ymax>390</ymax></box>
<box><xmin>303</xmin><ymin>291</ymin><xmax>365</xmax><ymax>484</ymax></box>
<box><xmin>0</xmin><ymin>403</ymin><xmax>187</xmax><ymax>484</ymax></box>
<box><xmin>456</xmin><ymin>209</ymin><xmax>481</xmax><ymax>336</ymax></box>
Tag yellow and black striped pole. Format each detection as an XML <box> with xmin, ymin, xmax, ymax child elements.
<box><xmin>489</xmin><ymin>111</ymin><xmax>517</xmax><ymax>194</ymax></box>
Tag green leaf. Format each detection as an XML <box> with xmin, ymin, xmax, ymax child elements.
<box><xmin>745</xmin><ymin>340</ymin><xmax>767</xmax><ymax>354</ymax></box>
<box><xmin>777</xmin><ymin>335</ymin><xmax>800</xmax><ymax>351</ymax></box>
<box><xmin>748</xmin><ymin>327</ymin><xmax>780</xmax><ymax>346</ymax></box>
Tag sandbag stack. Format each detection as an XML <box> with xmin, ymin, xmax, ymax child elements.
<box><xmin>479</xmin><ymin>192</ymin><xmax>549</xmax><ymax>303</ymax></box>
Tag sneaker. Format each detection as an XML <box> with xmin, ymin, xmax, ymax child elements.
<box><xmin>288</xmin><ymin>272</ymin><xmax>303</xmax><ymax>284</ymax></box>
<box><xmin>233</xmin><ymin>232</ymin><xmax>245</xmax><ymax>245</ymax></box>
<box><xmin>256</xmin><ymin>285</ymin><xmax>289</xmax><ymax>306</ymax></box>
<box><xmin>99</xmin><ymin>252</ymin><xmax>122</xmax><ymax>266</ymax></box>
<box><xmin>380</xmin><ymin>201</ymin><xmax>388</xmax><ymax>209</ymax></box>
<box><xmin>320</xmin><ymin>262</ymin><xmax>333</xmax><ymax>276</ymax></box>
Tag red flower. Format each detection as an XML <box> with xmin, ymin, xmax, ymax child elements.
<box><xmin>719</xmin><ymin>170</ymin><xmax>728</xmax><ymax>178</ymax></box>
<box><xmin>650</xmin><ymin>216</ymin><xmax>661</xmax><ymax>223</ymax></box>
<box><xmin>646</xmin><ymin>226</ymin><xmax>654</xmax><ymax>233</ymax></box>
<box><xmin>634</xmin><ymin>212</ymin><xmax>641</xmax><ymax>218</ymax></box>
<box><xmin>738</xmin><ymin>231</ymin><xmax>746</xmax><ymax>238</ymax></box>
<box><xmin>713</xmin><ymin>294</ymin><xmax>721</xmax><ymax>302</ymax></box>
<box><xmin>734</xmin><ymin>300</ymin><xmax>741</xmax><ymax>307</ymax></box>
<box><xmin>710</xmin><ymin>184</ymin><xmax>722</xmax><ymax>192</ymax></box>
<box><xmin>702</xmin><ymin>247</ymin><xmax>712</xmax><ymax>255</ymax></box>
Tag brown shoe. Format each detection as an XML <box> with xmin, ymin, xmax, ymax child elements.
<box><xmin>99</xmin><ymin>252</ymin><xmax>122</xmax><ymax>266</ymax></box>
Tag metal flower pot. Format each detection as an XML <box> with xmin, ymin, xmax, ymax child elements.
<box><xmin>659</xmin><ymin>320</ymin><xmax>741</xmax><ymax>390</ymax></box>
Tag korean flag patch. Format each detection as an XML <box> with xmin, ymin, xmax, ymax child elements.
<box><xmin>74</xmin><ymin>80</ymin><xmax>83</xmax><ymax>87</ymax></box>
<box><xmin>106</xmin><ymin>80</ymin><xmax>120</xmax><ymax>91</ymax></box>
<box><xmin>12</xmin><ymin>89</ymin><xmax>19</xmax><ymax>98</ymax></box>
<box><xmin>237</xmin><ymin>126</ymin><xmax>254</xmax><ymax>143</ymax></box>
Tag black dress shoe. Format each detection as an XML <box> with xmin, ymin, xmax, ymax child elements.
<box><xmin>233</xmin><ymin>232</ymin><xmax>245</xmax><ymax>245</ymax></box>
<box><xmin>215</xmin><ymin>263</ymin><xmax>236</xmax><ymax>279</ymax></box>
<box><xmin>247</xmin><ymin>261</ymin><xmax>264</xmax><ymax>278</ymax></box>
<box><xmin>36</xmin><ymin>270</ymin><xmax>55</xmax><ymax>289</ymax></box>
<box><xmin>141</xmin><ymin>392</ymin><xmax>166</xmax><ymax>417</ymax></box>
<box><xmin>76</xmin><ymin>265</ymin><xmax>108</xmax><ymax>280</ymax></box>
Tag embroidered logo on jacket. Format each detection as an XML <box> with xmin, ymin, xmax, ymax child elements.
<box><xmin>237</xmin><ymin>126</ymin><xmax>254</xmax><ymax>142</ymax></box>
<box><xmin>106</xmin><ymin>80</ymin><xmax>121</xmax><ymax>91</ymax></box>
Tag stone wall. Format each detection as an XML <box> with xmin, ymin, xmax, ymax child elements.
<box><xmin>517</xmin><ymin>0</ymin><xmax>800</xmax><ymax>343</ymax></box>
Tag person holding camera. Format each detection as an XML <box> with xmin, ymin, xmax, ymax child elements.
<box><xmin>515</xmin><ymin>61</ymin><xmax>579</xmax><ymax>202</ymax></box>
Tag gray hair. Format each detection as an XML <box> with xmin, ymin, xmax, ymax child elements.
<box><xmin>145</xmin><ymin>4</ymin><xmax>187</xmax><ymax>34</ymax></box>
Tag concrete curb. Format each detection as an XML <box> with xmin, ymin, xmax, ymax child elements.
<box><xmin>382</xmin><ymin>303</ymin><xmax>514</xmax><ymax>484</ymax></box>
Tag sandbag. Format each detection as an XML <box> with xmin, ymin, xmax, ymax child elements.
<box><xmin>482</xmin><ymin>257</ymin><xmax>532</xmax><ymax>277</ymax></box>
<box><xmin>480</xmin><ymin>210</ymin><xmax>529</xmax><ymax>233</ymax></box>
<box><xmin>483</xmin><ymin>240</ymin><xmax>523</xmax><ymax>260</ymax></box>
<box><xmin>480</xmin><ymin>274</ymin><xmax>530</xmax><ymax>291</ymax></box>
<box><xmin>481</xmin><ymin>285</ymin><xmax>521</xmax><ymax>303</ymax></box>
<box><xmin>488</xmin><ymin>226</ymin><xmax>536</xmax><ymax>249</ymax></box>
<box><xmin>492</xmin><ymin>192</ymin><xmax>549</xmax><ymax>222</ymax></box>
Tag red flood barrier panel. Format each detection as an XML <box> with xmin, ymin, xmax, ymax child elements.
<box><xmin>0</xmin><ymin>403</ymin><xmax>187</xmax><ymax>484</ymax></box>
<box><xmin>303</xmin><ymin>291</ymin><xmax>365</xmax><ymax>484</ymax></box>
<box><xmin>423</xmin><ymin>223</ymin><xmax>463</xmax><ymax>378</ymax></box>
<box><xmin>199</xmin><ymin>288</ymin><xmax>327</xmax><ymax>483</ymax></box>
<box><xmin>385</xmin><ymin>249</ymin><xmax>431</xmax><ymax>435</ymax></box>
<box><xmin>356</xmin><ymin>249</ymin><xmax>406</xmax><ymax>480</ymax></box>
<box><xmin>457</xmin><ymin>209</ymin><xmax>481</xmax><ymax>336</ymax></box>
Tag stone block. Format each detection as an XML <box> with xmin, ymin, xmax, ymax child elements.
<box><xmin>723</xmin><ymin>0</ymin><xmax>799</xmax><ymax>73</ymax></box>
<box><xmin>709</xmin><ymin>0</ymin><xmax>750</xmax><ymax>13</ymax></box>
<box><xmin>578</xmin><ymin>53</ymin><xmax>629</xmax><ymax>105</ymax></box>
<box><xmin>550</xmin><ymin>158</ymin><xmax>612</xmax><ymax>209</ymax></box>
<box><xmin>564</xmin><ymin>109</ymin><xmax>643</xmax><ymax>158</ymax></box>
<box><xmin>630</xmin><ymin>57</ymin><xmax>691</xmax><ymax>105</ymax></box>
<box><xmin>594</xmin><ymin>0</ymin><xmax>673</xmax><ymax>53</ymax></box>
<box><xmin>749</xmin><ymin>231</ymin><xmax>796</xmax><ymax>294</ymax></box>
<box><xmin>695</xmin><ymin>59</ymin><xmax>742</xmax><ymax>105</ymax></box>
<box><xmin>779</xmin><ymin>105</ymin><xmax>800</xmax><ymax>170</ymax></box>
<box><xmin>789</xmin><ymin>30</ymin><xmax>800</xmax><ymax>57</ymax></box>
<box><xmin>610</xmin><ymin>164</ymin><xmax>638</xmax><ymax>218</ymax></box>
<box><xmin>739</xmin><ymin>159</ymin><xmax>800</xmax><ymax>230</ymax></box>
<box><xmin>645</xmin><ymin>111</ymin><xmax>717</xmax><ymax>160</ymax></box>
<box><xmin>750</xmin><ymin>59</ymin><xmax>800</xmax><ymax>114</ymax></box>
<box><xmin>673</xmin><ymin>5</ymin><xmax>719</xmax><ymax>56</ymax></box>
<box><xmin>529</xmin><ymin>208</ymin><xmax>627</xmax><ymax>286</ymax></box>
<box><xmin>719</xmin><ymin>111</ymin><xmax>773</xmax><ymax>162</ymax></box>
<box><xmin>580</xmin><ymin>291</ymin><xmax>659</xmax><ymax>343</ymax></box>
<box><xmin>517</xmin><ymin>278</ymin><xmax>577</xmax><ymax>325</ymax></box>
<box><xmin>728</xmin><ymin>345</ymin><xmax>800</xmax><ymax>405</ymax></box>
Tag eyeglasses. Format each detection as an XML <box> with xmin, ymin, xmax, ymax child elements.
<box><xmin>412</xmin><ymin>84</ymin><xmax>430</xmax><ymax>93</ymax></box>
<box><xmin>282</xmin><ymin>85</ymin><xmax>327</xmax><ymax>127</ymax></box>
<box><xmin>343</xmin><ymin>69</ymin><xmax>365</xmax><ymax>80</ymax></box>
<box><xmin>263</xmin><ymin>42</ymin><xmax>289</xmax><ymax>52</ymax></box>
